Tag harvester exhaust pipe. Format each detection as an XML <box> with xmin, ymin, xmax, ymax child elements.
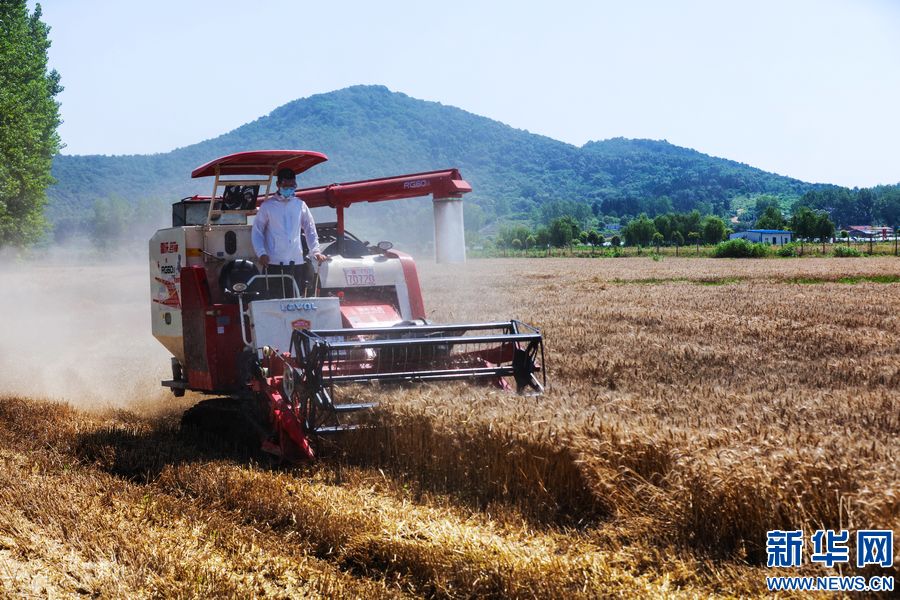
<box><xmin>433</xmin><ymin>196</ymin><xmax>466</xmax><ymax>264</ymax></box>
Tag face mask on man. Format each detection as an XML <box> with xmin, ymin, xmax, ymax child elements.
<box><xmin>279</xmin><ymin>186</ymin><xmax>296</xmax><ymax>198</ymax></box>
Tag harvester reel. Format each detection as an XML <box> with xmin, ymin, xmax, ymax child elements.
<box><xmin>512</xmin><ymin>339</ymin><xmax>543</xmax><ymax>394</ymax></box>
<box><xmin>288</xmin><ymin>367</ymin><xmax>324</xmax><ymax>434</ymax></box>
<box><xmin>281</xmin><ymin>366</ymin><xmax>296</xmax><ymax>405</ymax></box>
<box><xmin>295</xmin><ymin>341</ymin><xmax>331</xmax><ymax>409</ymax></box>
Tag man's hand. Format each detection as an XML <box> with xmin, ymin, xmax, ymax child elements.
<box><xmin>258</xmin><ymin>255</ymin><xmax>270</xmax><ymax>268</ymax></box>
<box><xmin>313</xmin><ymin>252</ymin><xmax>327</xmax><ymax>264</ymax></box>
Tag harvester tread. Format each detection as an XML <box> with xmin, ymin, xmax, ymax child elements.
<box><xmin>180</xmin><ymin>397</ymin><xmax>263</xmax><ymax>451</ymax></box>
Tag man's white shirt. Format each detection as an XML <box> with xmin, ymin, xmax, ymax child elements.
<box><xmin>251</xmin><ymin>194</ymin><xmax>322</xmax><ymax>265</ymax></box>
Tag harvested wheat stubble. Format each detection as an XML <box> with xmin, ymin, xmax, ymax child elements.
<box><xmin>0</xmin><ymin>396</ymin><xmax>715</xmax><ymax>599</ymax></box>
<box><xmin>0</xmin><ymin>398</ymin><xmax>407</xmax><ymax>599</ymax></box>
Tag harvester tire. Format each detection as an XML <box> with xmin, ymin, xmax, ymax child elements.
<box><xmin>171</xmin><ymin>359</ymin><xmax>186</xmax><ymax>397</ymax></box>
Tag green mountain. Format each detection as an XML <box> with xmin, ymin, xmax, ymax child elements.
<box><xmin>49</xmin><ymin>85</ymin><xmax>817</xmax><ymax>242</ymax></box>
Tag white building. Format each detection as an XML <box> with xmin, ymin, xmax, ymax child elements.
<box><xmin>729</xmin><ymin>229</ymin><xmax>792</xmax><ymax>245</ymax></box>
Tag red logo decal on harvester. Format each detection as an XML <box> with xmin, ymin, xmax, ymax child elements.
<box><xmin>160</xmin><ymin>241</ymin><xmax>179</xmax><ymax>254</ymax></box>
<box><xmin>153</xmin><ymin>276</ymin><xmax>181</xmax><ymax>308</ymax></box>
<box><xmin>291</xmin><ymin>319</ymin><xmax>311</xmax><ymax>330</ymax></box>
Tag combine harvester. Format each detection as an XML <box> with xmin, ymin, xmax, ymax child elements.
<box><xmin>150</xmin><ymin>151</ymin><xmax>544</xmax><ymax>460</ymax></box>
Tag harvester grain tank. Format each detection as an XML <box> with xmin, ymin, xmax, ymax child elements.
<box><xmin>150</xmin><ymin>150</ymin><xmax>544</xmax><ymax>460</ymax></box>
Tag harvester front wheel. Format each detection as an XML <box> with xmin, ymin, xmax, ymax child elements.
<box><xmin>180</xmin><ymin>397</ymin><xmax>263</xmax><ymax>453</ymax></box>
<box><xmin>171</xmin><ymin>358</ymin><xmax>185</xmax><ymax>397</ymax></box>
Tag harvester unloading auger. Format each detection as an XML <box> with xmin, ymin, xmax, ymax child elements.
<box><xmin>150</xmin><ymin>151</ymin><xmax>544</xmax><ymax>460</ymax></box>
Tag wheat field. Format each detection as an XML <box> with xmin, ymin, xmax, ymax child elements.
<box><xmin>0</xmin><ymin>256</ymin><xmax>898</xmax><ymax>598</ymax></box>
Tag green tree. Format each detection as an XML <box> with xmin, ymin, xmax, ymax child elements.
<box><xmin>815</xmin><ymin>212</ymin><xmax>835</xmax><ymax>254</ymax></box>
<box><xmin>586</xmin><ymin>229</ymin><xmax>600</xmax><ymax>256</ymax></box>
<box><xmin>755</xmin><ymin>205</ymin><xmax>786</xmax><ymax>230</ymax></box>
<box><xmin>653</xmin><ymin>214</ymin><xmax>673</xmax><ymax>241</ymax></box>
<box><xmin>672</xmin><ymin>231</ymin><xmax>684</xmax><ymax>256</ymax></box>
<box><xmin>547</xmin><ymin>215</ymin><xmax>580</xmax><ymax>247</ymax></box>
<box><xmin>702</xmin><ymin>216</ymin><xmax>727</xmax><ymax>244</ymax></box>
<box><xmin>652</xmin><ymin>231</ymin><xmax>664</xmax><ymax>253</ymax></box>
<box><xmin>0</xmin><ymin>1</ymin><xmax>63</xmax><ymax>245</ymax></box>
<box><xmin>622</xmin><ymin>213</ymin><xmax>656</xmax><ymax>246</ymax></box>
<box><xmin>688</xmin><ymin>231</ymin><xmax>700</xmax><ymax>254</ymax></box>
<box><xmin>753</xmin><ymin>195</ymin><xmax>781</xmax><ymax>219</ymax></box>
<box><xmin>796</xmin><ymin>187</ymin><xmax>855</xmax><ymax>227</ymax></box>
<box><xmin>610</xmin><ymin>235</ymin><xmax>621</xmax><ymax>247</ymax></box>
<box><xmin>790</xmin><ymin>206</ymin><xmax>819</xmax><ymax>240</ymax></box>
<box><xmin>669</xmin><ymin>210</ymin><xmax>702</xmax><ymax>243</ymax></box>
<box><xmin>857</xmin><ymin>188</ymin><xmax>875</xmax><ymax>224</ymax></box>
<box><xmin>875</xmin><ymin>188</ymin><xmax>900</xmax><ymax>226</ymax></box>
<box><xmin>497</xmin><ymin>224</ymin><xmax>533</xmax><ymax>249</ymax></box>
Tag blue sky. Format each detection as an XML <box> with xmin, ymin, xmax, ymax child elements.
<box><xmin>34</xmin><ymin>0</ymin><xmax>900</xmax><ymax>187</ymax></box>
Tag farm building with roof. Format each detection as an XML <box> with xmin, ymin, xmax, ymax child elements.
<box><xmin>729</xmin><ymin>229</ymin><xmax>793</xmax><ymax>245</ymax></box>
<box><xmin>847</xmin><ymin>226</ymin><xmax>891</xmax><ymax>239</ymax></box>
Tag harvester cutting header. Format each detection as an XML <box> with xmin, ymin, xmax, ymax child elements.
<box><xmin>150</xmin><ymin>150</ymin><xmax>544</xmax><ymax>460</ymax></box>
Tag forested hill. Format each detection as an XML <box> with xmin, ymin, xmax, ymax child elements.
<box><xmin>49</xmin><ymin>85</ymin><xmax>815</xmax><ymax>239</ymax></box>
<box><xmin>579</xmin><ymin>138</ymin><xmax>809</xmax><ymax>215</ymax></box>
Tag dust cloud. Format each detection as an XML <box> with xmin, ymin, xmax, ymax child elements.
<box><xmin>0</xmin><ymin>246</ymin><xmax>171</xmax><ymax>410</ymax></box>
<box><xmin>0</xmin><ymin>224</ymin><xmax>500</xmax><ymax>413</ymax></box>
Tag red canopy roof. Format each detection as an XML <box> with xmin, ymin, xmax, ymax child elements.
<box><xmin>297</xmin><ymin>169</ymin><xmax>471</xmax><ymax>209</ymax></box>
<box><xmin>191</xmin><ymin>150</ymin><xmax>328</xmax><ymax>178</ymax></box>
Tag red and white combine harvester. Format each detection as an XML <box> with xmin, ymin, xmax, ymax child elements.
<box><xmin>150</xmin><ymin>151</ymin><xmax>544</xmax><ymax>460</ymax></box>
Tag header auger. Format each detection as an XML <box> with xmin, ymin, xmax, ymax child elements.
<box><xmin>150</xmin><ymin>150</ymin><xmax>544</xmax><ymax>461</ymax></box>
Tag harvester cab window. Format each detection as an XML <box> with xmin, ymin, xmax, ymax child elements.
<box><xmin>221</xmin><ymin>185</ymin><xmax>259</xmax><ymax>211</ymax></box>
<box><xmin>205</xmin><ymin>175</ymin><xmax>271</xmax><ymax>225</ymax></box>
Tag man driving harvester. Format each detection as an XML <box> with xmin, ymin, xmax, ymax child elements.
<box><xmin>251</xmin><ymin>167</ymin><xmax>328</xmax><ymax>296</ymax></box>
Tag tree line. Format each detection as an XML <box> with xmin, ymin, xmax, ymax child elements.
<box><xmin>497</xmin><ymin>210</ymin><xmax>730</xmax><ymax>250</ymax></box>
<box><xmin>497</xmin><ymin>178</ymin><xmax>900</xmax><ymax>253</ymax></box>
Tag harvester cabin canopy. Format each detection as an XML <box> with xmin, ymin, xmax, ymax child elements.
<box><xmin>191</xmin><ymin>150</ymin><xmax>328</xmax><ymax>224</ymax></box>
<box><xmin>185</xmin><ymin>150</ymin><xmax>472</xmax><ymax>245</ymax></box>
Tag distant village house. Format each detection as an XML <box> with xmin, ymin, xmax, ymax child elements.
<box><xmin>847</xmin><ymin>226</ymin><xmax>891</xmax><ymax>239</ymax></box>
<box><xmin>729</xmin><ymin>229</ymin><xmax>792</xmax><ymax>245</ymax></box>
